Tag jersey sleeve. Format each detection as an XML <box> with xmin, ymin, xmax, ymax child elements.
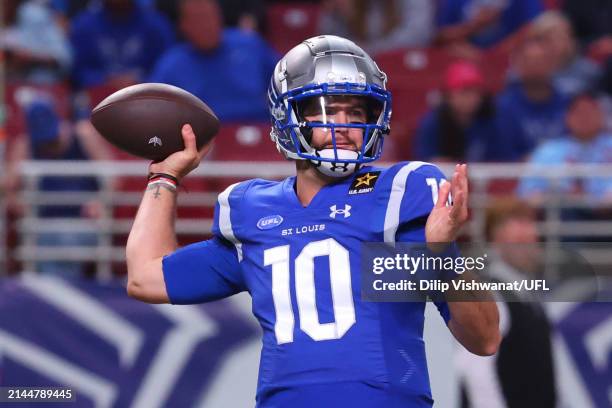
<box><xmin>162</xmin><ymin>237</ymin><xmax>245</xmax><ymax>304</ymax></box>
<box><xmin>389</xmin><ymin>162</ymin><xmax>446</xmax><ymax>243</ymax></box>
<box><xmin>161</xmin><ymin>182</ymin><xmax>249</xmax><ymax>304</ymax></box>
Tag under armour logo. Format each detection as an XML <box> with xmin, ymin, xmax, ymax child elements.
<box><xmin>315</xmin><ymin>160</ymin><xmax>350</xmax><ymax>173</ymax></box>
<box><xmin>329</xmin><ymin>204</ymin><xmax>352</xmax><ymax>219</ymax></box>
<box><xmin>329</xmin><ymin>161</ymin><xmax>350</xmax><ymax>172</ymax></box>
<box><xmin>148</xmin><ymin>136</ymin><xmax>162</xmax><ymax>147</ymax></box>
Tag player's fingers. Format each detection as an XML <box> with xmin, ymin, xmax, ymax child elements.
<box><xmin>181</xmin><ymin>124</ymin><xmax>197</xmax><ymax>153</ymax></box>
<box><xmin>450</xmin><ymin>165</ymin><xmax>461</xmax><ymax>195</ymax></box>
<box><xmin>435</xmin><ymin>179</ymin><xmax>451</xmax><ymax>208</ymax></box>
<box><xmin>460</xmin><ymin>164</ymin><xmax>469</xmax><ymax>212</ymax></box>
<box><xmin>450</xmin><ymin>190</ymin><xmax>465</xmax><ymax>221</ymax></box>
<box><xmin>460</xmin><ymin>164</ymin><xmax>469</xmax><ymax>196</ymax></box>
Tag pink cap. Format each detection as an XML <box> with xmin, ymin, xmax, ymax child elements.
<box><xmin>444</xmin><ymin>61</ymin><xmax>485</xmax><ymax>90</ymax></box>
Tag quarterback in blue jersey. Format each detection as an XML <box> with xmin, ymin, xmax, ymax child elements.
<box><xmin>126</xmin><ymin>35</ymin><xmax>500</xmax><ymax>407</ymax></box>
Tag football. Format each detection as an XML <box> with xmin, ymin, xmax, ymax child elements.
<box><xmin>90</xmin><ymin>83</ymin><xmax>220</xmax><ymax>161</ymax></box>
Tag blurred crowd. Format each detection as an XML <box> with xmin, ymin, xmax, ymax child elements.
<box><xmin>0</xmin><ymin>0</ymin><xmax>612</xmax><ymax>274</ymax></box>
<box><xmin>1</xmin><ymin>0</ymin><xmax>612</xmax><ymax>161</ymax></box>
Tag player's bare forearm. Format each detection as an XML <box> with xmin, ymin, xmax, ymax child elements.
<box><xmin>127</xmin><ymin>183</ymin><xmax>178</xmax><ymax>262</ymax></box>
<box><xmin>447</xmin><ymin>281</ymin><xmax>500</xmax><ymax>356</ymax></box>
<box><xmin>125</xmin><ymin>125</ymin><xmax>211</xmax><ymax>303</ymax></box>
<box><xmin>125</xmin><ymin>182</ymin><xmax>177</xmax><ymax>303</ymax></box>
<box><xmin>425</xmin><ymin>164</ymin><xmax>500</xmax><ymax>354</ymax></box>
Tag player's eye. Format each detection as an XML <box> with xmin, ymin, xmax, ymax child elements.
<box><xmin>349</xmin><ymin>109</ymin><xmax>367</xmax><ymax>123</ymax></box>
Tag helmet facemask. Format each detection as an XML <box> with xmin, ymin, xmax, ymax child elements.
<box><xmin>270</xmin><ymin>82</ymin><xmax>391</xmax><ymax>178</ymax></box>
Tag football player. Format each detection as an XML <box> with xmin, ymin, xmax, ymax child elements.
<box><xmin>126</xmin><ymin>35</ymin><xmax>500</xmax><ymax>407</ymax></box>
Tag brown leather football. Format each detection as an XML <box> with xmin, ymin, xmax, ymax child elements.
<box><xmin>90</xmin><ymin>83</ymin><xmax>220</xmax><ymax>161</ymax></box>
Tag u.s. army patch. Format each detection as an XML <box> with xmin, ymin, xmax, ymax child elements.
<box><xmin>349</xmin><ymin>171</ymin><xmax>380</xmax><ymax>194</ymax></box>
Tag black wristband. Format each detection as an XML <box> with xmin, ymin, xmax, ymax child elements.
<box><xmin>148</xmin><ymin>172</ymin><xmax>180</xmax><ymax>187</ymax></box>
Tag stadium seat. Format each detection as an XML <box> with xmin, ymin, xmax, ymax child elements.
<box><xmin>210</xmin><ymin>123</ymin><xmax>282</xmax><ymax>162</ymax></box>
<box><xmin>543</xmin><ymin>0</ymin><xmax>561</xmax><ymax>9</ymax></box>
<box><xmin>482</xmin><ymin>49</ymin><xmax>510</xmax><ymax>92</ymax></box>
<box><xmin>84</xmin><ymin>83</ymin><xmax>122</xmax><ymax>110</ymax></box>
<box><xmin>206</xmin><ymin>122</ymin><xmax>286</xmax><ymax>191</ymax></box>
<box><xmin>266</xmin><ymin>3</ymin><xmax>321</xmax><ymax>53</ymax></box>
<box><xmin>374</xmin><ymin>49</ymin><xmax>454</xmax><ymax>160</ymax></box>
<box><xmin>375</xmin><ymin>48</ymin><xmax>454</xmax><ymax>87</ymax></box>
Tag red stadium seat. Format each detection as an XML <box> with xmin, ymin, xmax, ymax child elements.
<box><xmin>543</xmin><ymin>0</ymin><xmax>561</xmax><ymax>9</ymax></box>
<box><xmin>482</xmin><ymin>49</ymin><xmax>510</xmax><ymax>92</ymax></box>
<box><xmin>375</xmin><ymin>48</ymin><xmax>454</xmax><ymax>88</ymax></box>
<box><xmin>266</xmin><ymin>3</ymin><xmax>321</xmax><ymax>53</ymax></box>
<box><xmin>84</xmin><ymin>84</ymin><xmax>122</xmax><ymax>109</ymax></box>
<box><xmin>210</xmin><ymin>123</ymin><xmax>282</xmax><ymax>162</ymax></box>
<box><xmin>204</xmin><ymin>122</ymin><xmax>284</xmax><ymax>196</ymax></box>
<box><xmin>374</xmin><ymin>49</ymin><xmax>454</xmax><ymax>160</ymax></box>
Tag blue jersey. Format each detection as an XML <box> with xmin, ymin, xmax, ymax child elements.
<box><xmin>163</xmin><ymin>161</ymin><xmax>451</xmax><ymax>407</ymax></box>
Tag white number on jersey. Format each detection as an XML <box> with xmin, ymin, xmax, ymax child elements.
<box><xmin>263</xmin><ymin>238</ymin><xmax>356</xmax><ymax>344</ymax></box>
<box><xmin>426</xmin><ymin>177</ymin><xmax>450</xmax><ymax>205</ymax></box>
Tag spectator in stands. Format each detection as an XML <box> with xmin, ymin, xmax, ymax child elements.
<box><xmin>563</xmin><ymin>0</ymin><xmax>612</xmax><ymax>61</ymax></box>
<box><xmin>2</xmin><ymin>0</ymin><xmax>72</xmax><ymax>83</ymax></box>
<box><xmin>457</xmin><ymin>198</ymin><xmax>556</xmax><ymax>408</ymax></box>
<box><xmin>529</xmin><ymin>11</ymin><xmax>601</xmax><ymax>99</ymax></box>
<box><xmin>12</xmin><ymin>98</ymin><xmax>114</xmax><ymax>276</ymax></box>
<box><xmin>149</xmin><ymin>0</ymin><xmax>278</xmax><ymax>122</ymax></box>
<box><xmin>318</xmin><ymin>0</ymin><xmax>435</xmax><ymax>54</ymax></box>
<box><xmin>70</xmin><ymin>0</ymin><xmax>175</xmax><ymax>88</ymax></box>
<box><xmin>153</xmin><ymin>0</ymin><xmax>266</xmax><ymax>34</ymax></box>
<box><xmin>414</xmin><ymin>60</ymin><xmax>500</xmax><ymax>162</ymax></box>
<box><xmin>518</xmin><ymin>92</ymin><xmax>612</xmax><ymax>207</ymax></box>
<box><xmin>496</xmin><ymin>38</ymin><xmax>567</xmax><ymax>161</ymax></box>
<box><xmin>436</xmin><ymin>0</ymin><xmax>543</xmax><ymax>48</ymax></box>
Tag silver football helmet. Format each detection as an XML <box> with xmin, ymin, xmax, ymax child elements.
<box><xmin>268</xmin><ymin>35</ymin><xmax>392</xmax><ymax>177</ymax></box>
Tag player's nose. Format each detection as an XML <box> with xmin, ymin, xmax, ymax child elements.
<box><xmin>331</xmin><ymin>112</ymin><xmax>350</xmax><ymax>137</ymax></box>
<box><xmin>334</xmin><ymin>111</ymin><xmax>349</xmax><ymax>124</ymax></box>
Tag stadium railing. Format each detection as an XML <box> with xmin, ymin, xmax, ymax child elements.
<box><xmin>4</xmin><ymin>161</ymin><xmax>612</xmax><ymax>279</ymax></box>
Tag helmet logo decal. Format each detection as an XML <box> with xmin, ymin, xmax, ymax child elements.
<box><xmin>148</xmin><ymin>136</ymin><xmax>162</xmax><ymax>147</ymax></box>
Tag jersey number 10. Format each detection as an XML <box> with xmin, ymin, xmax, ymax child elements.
<box><xmin>264</xmin><ymin>238</ymin><xmax>356</xmax><ymax>344</ymax></box>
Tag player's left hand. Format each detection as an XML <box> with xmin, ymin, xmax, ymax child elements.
<box><xmin>425</xmin><ymin>164</ymin><xmax>469</xmax><ymax>243</ymax></box>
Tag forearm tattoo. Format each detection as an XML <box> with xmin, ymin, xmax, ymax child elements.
<box><xmin>147</xmin><ymin>182</ymin><xmax>177</xmax><ymax>199</ymax></box>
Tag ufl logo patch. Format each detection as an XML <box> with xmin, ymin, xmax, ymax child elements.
<box><xmin>349</xmin><ymin>171</ymin><xmax>380</xmax><ymax>195</ymax></box>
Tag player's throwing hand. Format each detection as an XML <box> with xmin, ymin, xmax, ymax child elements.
<box><xmin>425</xmin><ymin>164</ymin><xmax>469</xmax><ymax>243</ymax></box>
<box><xmin>149</xmin><ymin>124</ymin><xmax>213</xmax><ymax>181</ymax></box>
